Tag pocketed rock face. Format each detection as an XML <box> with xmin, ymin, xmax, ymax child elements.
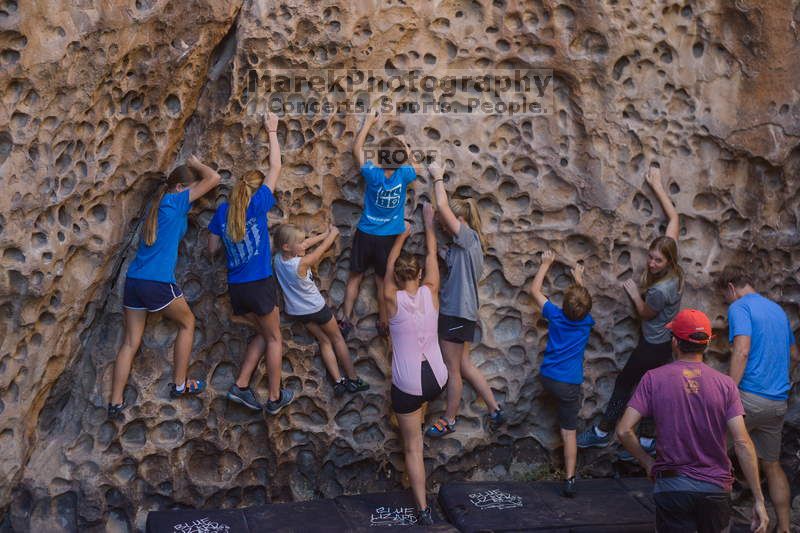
<box><xmin>2</xmin><ymin>0</ymin><xmax>799</xmax><ymax>530</ymax></box>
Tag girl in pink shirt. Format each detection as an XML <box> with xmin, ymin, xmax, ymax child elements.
<box><xmin>384</xmin><ymin>202</ymin><xmax>448</xmax><ymax>525</ymax></box>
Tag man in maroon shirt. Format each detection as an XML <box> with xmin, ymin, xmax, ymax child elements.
<box><xmin>616</xmin><ymin>309</ymin><xmax>768</xmax><ymax>533</ymax></box>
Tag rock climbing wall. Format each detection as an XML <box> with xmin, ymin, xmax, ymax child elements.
<box><xmin>2</xmin><ymin>0</ymin><xmax>800</xmax><ymax>530</ymax></box>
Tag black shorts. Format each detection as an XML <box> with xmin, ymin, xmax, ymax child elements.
<box><xmin>438</xmin><ymin>314</ymin><xmax>477</xmax><ymax>344</ymax></box>
<box><xmin>539</xmin><ymin>375</ymin><xmax>581</xmax><ymax>430</ymax></box>
<box><xmin>350</xmin><ymin>228</ymin><xmax>397</xmax><ymax>277</ymax></box>
<box><xmin>287</xmin><ymin>304</ymin><xmax>334</xmax><ymax>325</ymax></box>
<box><xmin>654</xmin><ymin>491</ymin><xmax>731</xmax><ymax>533</ymax></box>
<box><xmin>123</xmin><ymin>277</ymin><xmax>183</xmax><ymax>312</ymax></box>
<box><xmin>228</xmin><ymin>276</ymin><xmax>278</xmax><ymax>316</ymax></box>
<box><xmin>391</xmin><ymin>361</ymin><xmax>446</xmax><ymax>414</ymax></box>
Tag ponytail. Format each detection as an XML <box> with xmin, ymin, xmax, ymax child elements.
<box><xmin>227</xmin><ymin>170</ymin><xmax>264</xmax><ymax>242</ymax></box>
<box><xmin>142</xmin><ymin>165</ymin><xmax>198</xmax><ymax>246</ymax></box>
<box><xmin>451</xmin><ymin>198</ymin><xmax>487</xmax><ymax>250</ymax></box>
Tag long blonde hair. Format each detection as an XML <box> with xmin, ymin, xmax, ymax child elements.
<box><xmin>143</xmin><ymin>165</ymin><xmax>198</xmax><ymax>246</ymax></box>
<box><xmin>451</xmin><ymin>198</ymin><xmax>487</xmax><ymax>250</ymax></box>
<box><xmin>273</xmin><ymin>223</ymin><xmax>304</xmax><ymax>255</ymax></box>
<box><xmin>642</xmin><ymin>236</ymin><xmax>684</xmax><ymax>291</ymax></box>
<box><xmin>227</xmin><ymin>170</ymin><xmax>264</xmax><ymax>242</ymax></box>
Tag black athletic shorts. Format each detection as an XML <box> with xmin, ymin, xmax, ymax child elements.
<box><xmin>287</xmin><ymin>304</ymin><xmax>334</xmax><ymax>325</ymax></box>
<box><xmin>350</xmin><ymin>228</ymin><xmax>397</xmax><ymax>277</ymax></box>
<box><xmin>123</xmin><ymin>277</ymin><xmax>184</xmax><ymax>312</ymax></box>
<box><xmin>228</xmin><ymin>276</ymin><xmax>278</xmax><ymax>316</ymax></box>
<box><xmin>438</xmin><ymin>314</ymin><xmax>477</xmax><ymax>344</ymax></box>
<box><xmin>391</xmin><ymin>361</ymin><xmax>446</xmax><ymax>414</ymax></box>
<box><xmin>539</xmin><ymin>375</ymin><xmax>581</xmax><ymax>430</ymax></box>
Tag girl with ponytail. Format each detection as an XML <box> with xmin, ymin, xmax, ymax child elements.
<box><xmin>109</xmin><ymin>155</ymin><xmax>221</xmax><ymax>419</ymax></box>
<box><xmin>424</xmin><ymin>161</ymin><xmax>506</xmax><ymax>438</ymax></box>
<box><xmin>577</xmin><ymin>162</ymin><xmax>683</xmax><ymax>451</ymax></box>
<box><xmin>208</xmin><ymin>112</ymin><xmax>293</xmax><ymax>415</ymax></box>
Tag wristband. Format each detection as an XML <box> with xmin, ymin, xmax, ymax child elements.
<box><xmin>433</xmin><ymin>178</ymin><xmax>444</xmax><ymax>183</ymax></box>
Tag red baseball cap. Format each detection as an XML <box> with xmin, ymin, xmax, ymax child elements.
<box><xmin>666</xmin><ymin>309</ymin><xmax>714</xmax><ymax>344</ymax></box>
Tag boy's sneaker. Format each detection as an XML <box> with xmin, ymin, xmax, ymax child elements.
<box><xmin>338</xmin><ymin>319</ymin><xmax>354</xmax><ymax>340</ymax></box>
<box><xmin>333</xmin><ymin>379</ymin><xmax>347</xmax><ymax>398</ymax></box>
<box><xmin>577</xmin><ymin>425</ymin><xmax>612</xmax><ymax>448</ymax></box>
<box><xmin>345</xmin><ymin>377</ymin><xmax>370</xmax><ymax>393</ymax></box>
<box><xmin>488</xmin><ymin>406</ymin><xmax>506</xmax><ymax>430</ymax></box>
<box><xmin>416</xmin><ymin>507</ymin><xmax>433</xmax><ymax>526</ymax></box>
<box><xmin>227</xmin><ymin>385</ymin><xmax>262</xmax><ymax>411</ymax></box>
<box><xmin>562</xmin><ymin>476</ymin><xmax>577</xmax><ymax>498</ymax></box>
<box><xmin>617</xmin><ymin>437</ymin><xmax>657</xmax><ymax>462</ymax></box>
<box><xmin>107</xmin><ymin>402</ymin><xmax>125</xmax><ymax>420</ymax></box>
<box><xmin>265</xmin><ymin>388</ymin><xmax>294</xmax><ymax>415</ymax></box>
<box><xmin>169</xmin><ymin>379</ymin><xmax>206</xmax><ymax>398</ymax></box>
<box><xmin>425</xmin><ymin>417</ymin><xmax>456</xmax><ymax>438</ymax></box>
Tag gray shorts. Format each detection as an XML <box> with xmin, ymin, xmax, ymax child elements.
<box><xmin>741</xmin><ymin>390</ymin><xmax>787</xmax><ymax>462</ymax></box>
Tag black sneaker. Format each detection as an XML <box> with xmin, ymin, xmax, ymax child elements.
<box><xmin>338</xmin><ymin>319</ymin><xmax>354</xmax><ymax>340</ymax></box>
<box><xmin>416</xmin><ymin>507</ymin><xmax>433</xmax><ymax>526</ymax></box>
<box><xmin>333</xmin><ymin>379</ymin><xmax>347</xmax><ymax>398</ymax></box>
<box><xmin>562</xmin><ymin>476</ymin><xmax>577</xmax><ymax>498</ymax></box>
<box><xmin>227</xmin><ymin>385</ymin><xmax>262</xmax><ymax>411</ymax></box>
<box><xmin>345</xmin><ymin>377</ymin><xmax>370</xmax><ymax>393</ymax></box>
<box><xmin>107</xmin><ymin>402</ymin><xmax>125</xmax><ymax>420</ymax></box>
<box><xmin>265</xmin><ymin>388</ymin><xmax>294</xmax><ymax>415</ymax></box>
<box><xmin>488</xmin><ymin>406</ymin><xmax>506</xmax><ymax>430</ymax></box>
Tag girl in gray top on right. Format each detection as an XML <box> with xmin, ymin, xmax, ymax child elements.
<box><xmin>424</xmin><ymin>161</ymin><xmax>505</xmax><ymax>438</ymax></box>
<box><xmin>577</xmin><ymin>163</ymin><xmax>683</xmax><ymax>450</ymax></box>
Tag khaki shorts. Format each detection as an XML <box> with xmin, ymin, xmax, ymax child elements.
<box><xmin>741</xmin><ymin>390</ymin><xmax>787</xmax><ymax>462</ymax></box>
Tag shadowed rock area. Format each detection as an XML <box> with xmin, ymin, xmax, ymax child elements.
<box><xmin>1</xmin><ymin>0</ymin><xmax>799</xmax><ymax>531</ymax></box>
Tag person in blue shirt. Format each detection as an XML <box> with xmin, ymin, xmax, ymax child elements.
<box><xmin>208</xmin><ymin>112</ymin><xmax>293</xmax><ymax>416</ymax></box>
<box><xmin>108</xmin><ymin>155</ymin><xmax>221</xmax><ymax>419</ymax></box>
<box><xmin>529</xmin><ymin>250</ymin><xmax>594</xmax><ymax>498</ymax></box>
<box><xmin>339</xmin><ymin>108</ymin><xmax>417</xmax><ymax>339</ymax></box>
<box><xmin>716</xmin><ymin>264</ymin><xmax>799</xmax><ymax>533</ymax></box>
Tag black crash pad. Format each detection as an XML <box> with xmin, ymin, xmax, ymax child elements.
<box><xmin>242</xmin><ymin>498</ymin><xmax>349</xmax><ymax>532</ymax></box>
<box><xmin>438</xmin><ymin>478</ymin><xmax>655</xmax><ymax>532</ymax></box>
<box><xmin>335</xmin><ymin>491</ymin><xmax>458</xmax><ymax>531</ymax></box>
<box><xmin>146</xmin><ymin>508</ymin><xmax>249</xmax><ymax>533</ymax></box>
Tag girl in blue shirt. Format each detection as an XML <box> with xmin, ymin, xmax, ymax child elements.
<box><xmin>108</xmin><ymin>155</ymin><xmax>221</xmax><ymax>418</ymax></box>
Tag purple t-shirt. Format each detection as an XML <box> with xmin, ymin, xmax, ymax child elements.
<box><xmin>628</xmin><ymin>361</ymin><xmax>745</xmax><ymax>491</ymax></box>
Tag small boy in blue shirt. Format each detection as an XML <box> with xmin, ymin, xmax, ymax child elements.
<box><xmin>340</xmin><ymin>108</ymin><xmax>417</xmax><ymax>338</ymax></box>
<box><xmin>529</xmin><ymin>250</ymin><xmax>594</xmax><ymax>498</ymax></box>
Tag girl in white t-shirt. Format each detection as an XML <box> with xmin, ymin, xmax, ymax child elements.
<box><xmin>273</xmin><ymin>224</ymin><xmax>369</xmax><ymax>396</ymax></box>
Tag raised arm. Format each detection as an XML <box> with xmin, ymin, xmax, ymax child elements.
<box><xmin>301</xmin><ymin>228</ymin><xmax>330</xmax><ymax>250</ymax></box>
<box><xmin>298</xmin><ymin>226</ymin><xmax>338</xmax><ymax>277</ymax></box>
<box><xmin>571</xmin><ymin>263</ymin><xmax>585</xmax><ymax>286</ymax></box>
<box><xmin>421</xmin><ymin>203</ymin><xmax>439</xmax><ymax>292</ymax></box>
<box><xmin>645</xmin><ymin>164</ymin><xmax>679</xmax><ymax>241</ymax></box>
<box><xmin>428</xmin><ymin>161</ymin><xmax>460</xmax><ymax>235</ymax></box>
<box><xmin>529</xmin><ymin>250</ymin><xmax>555</xmax><ymax>309</ymax></box>
<box><xmin>728</xmin><ymin>415</ymin><xmax>768</xmax><ymax>533</ymax></box>
<box><xmin>384</xmin><ymin>223</ymin><xmax>412</xmax><ymax>298</ymax></box>
<box><xmin>186</xmin><ymin>155</ymin><xmax>221</xmax><ymax>203</ymax></box>
<box><xmin>622</xmin><ymin>279</ymin><xmax>659</xmax><ymax>320</ymax></box>
<box><xmin>353</xmin><ymin>108</ymin><xmax>379</xmax><ymax>168</ymax></box>
<box><xmin>264</xmin><ymin>112</ymin><xmax>282</xmax><ymax>192</ymax></box>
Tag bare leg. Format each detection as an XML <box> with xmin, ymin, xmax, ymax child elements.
<box><xmin>397</xmin><ymin>408</ymin><xmax>427</xmax><ymax>510</ymax></box>
<box><xmin>459</xmin><ymin>341</ymin><xmax>499</xmax><ymax>412</ymax></box>
<box><xmin>235</xmin><ymin>320</ymin><xmax>266</xmax><ymax>388</ymax></box>
<box><xmin>250</xmin><ymin>308</ymin><xmax>283</xmax><ymax>402</ymax></box>
<box><xmin>306</xmin><ymin>321</ymin><xmax>342</xmax><ymax>382</ymax></box>
<box><xmin>159</xmin><ymin>297</ymin><xmax>196</xmax><ymax>387</ymax></box>
<box><xmin>562</xmin><ymin>429</ymin><xmax>577</xmax><ymax>479</ymax></box>
<box><xmin>376</xmin><ymin>276</ymin><xmax>388</xmax><ymax>326</ymax></box>
<box><xmin>762</xmin><ymin>460</ymin><xmax>790</xmax><ymax>533</ymax></box>
<box><xmin>110</xmin><ymin>308</ymin><xmax>147</xmax><ymax>405</ymax></box>
<box><xmin>343</xmin><ymin>271</ymin><xmax>364</xmax><ymax>320</ymax></box>
<box><xmin>320</xmin><ymin>317</ymin><xmax>357</xmax><ymax>379</ymax></box>
<box><xmin>441</xmin><ymin>339</ymin><xmax>463</xmax><ymax>421</ymax></box>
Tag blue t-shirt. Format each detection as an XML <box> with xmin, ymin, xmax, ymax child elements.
<box><xmin>208</xmin><ymin>185</ymin><xmax>276</xmax><ymax>284</ymax></box>
<box><xmin>127</xmin><ymin>190</ymin><xmax>191</xmax><ymax>284</ymax></box>
<box><xmin>356</xmin><ymin>161</ymin><xmax>416</xmax><ymax>236</ymax></box>
<box><xmin>540</xmin><ymin>300</ymin><xmax>595</xmax><ymax>384</ymax></box>
<box><xmin>728</xmin><ymin>293</ymin><xmax>794</xmax><ymax>401</ymax></box>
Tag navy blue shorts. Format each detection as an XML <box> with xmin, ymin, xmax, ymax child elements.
<box><xmin>123</xmin><ymin>277</ymin><xmax>183</xmax><ymax>312</ymax></box>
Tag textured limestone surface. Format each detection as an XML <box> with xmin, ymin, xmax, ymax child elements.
<box><xmin>2</xmin><ymin>0</ymin><xmax>800</xmax><ymax>530</ymax></box>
